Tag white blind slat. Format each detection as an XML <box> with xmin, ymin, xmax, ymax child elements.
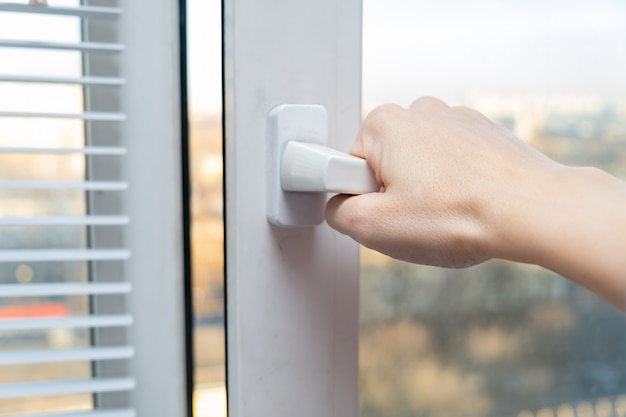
<box><xmin>0</xmin><ymin>215</ymin><xmax>129</xmax><ymax>226</ymax></box>
<box><xmin>0</xmin><ymin>315</ymin><xmax>132</xmax><ymax>331</ymax></box>
<box><xmin>0</xmin><ymin>378</ymin><xmax>135</xmax><ymax>400</ymax></box>
<box><xmin>0</xmin><ymin>346</ymin><xmax>134</xmax><ymax>365</ymax></box>
<box><xmin>0</xmin><ymin>147</ymin><xmax>126</xmax><ymax>155</ymax></box>
<box><xmin>0</xmin><ymin>249</ymin><xmax>130</xmax><ymax>262</ymax></box>
<box><xmin>0</xmin><ymin>111</ymin><xmax>126</xmax><ymax>121</ymax></box>
<box><xmin>0</xmin><ymin>282</ymin><xmax>131</xmax><ymax>297</ymax></box>
<box><xmin>0</xmin><ymin>181</ymin><xmax>127</xmax><ymax>190</ymax></box>
<box><xmin>5</xmin><ymin>410</ymin><xmax>135</xmax><ymax>417</ymax></box>
<box><xmin>0</xmin><ymin>3</ymin><xmax>122</xmax><ymax>18</ymax></box>
<box><xmin>0</xmin><ymin>75</ymin><xmax>125</xmax><ymax>85</ymax></box>
<box><xmin>0</xmin><ymin>39</ymin><xmax>124</xmax><ymax>53</ymax></box>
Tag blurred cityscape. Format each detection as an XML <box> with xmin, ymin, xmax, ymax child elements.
<box><xmin>187</xmin><ymin>113</ymin><xmax>225</xmax><ymax>406</ymax></box>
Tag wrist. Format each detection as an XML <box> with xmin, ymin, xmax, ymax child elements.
<box><xmin>482</xmin><ymin>163</ymin><xmax>571</xmax><ymax>264</ymax></box>
<box><xmin>489</xmin><ymin>165</ymin><xmax>626</xmax><ymax>309</ymax></box>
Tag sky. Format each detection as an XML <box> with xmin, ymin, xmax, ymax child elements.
<box><xmin>1</xmin><ymin>0</ymin><xmax>625</xmax><ymax>114</ymax></box>
<box><xmin>362</xmin><ymin>0</ymin><xmax>626</xmax><ymax>108</ymax></box>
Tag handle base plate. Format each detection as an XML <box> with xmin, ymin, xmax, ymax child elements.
<box><xmin>267</xmin><ymin>104</ymin><xmax>328</xmax><ymax>227</ymax></box>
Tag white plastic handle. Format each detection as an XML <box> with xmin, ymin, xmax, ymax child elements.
<box><xmin>281</xmin><ymin>141</ymin><xmax>379</xmax><ymax>194</ymax></box>
<box><xmin>267</xmin><ymin>104</ymin><xmax>379</xmax><ymax>227</ymax></box>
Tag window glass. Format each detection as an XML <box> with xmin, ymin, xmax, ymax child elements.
<box><xmin>186</xmin><ymin>0</ymin><xmax>226</xmax><ymax>416</ymax></box>
<box><xmin>360</xmin><ymin>1</ymin><xmax>626</xmax><ymax>416</ymax></box>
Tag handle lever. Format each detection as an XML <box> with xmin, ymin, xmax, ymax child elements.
<box><xmin>281</xmin><ymin>141</ymin><xmax>379</xmax><ymax>194</ymax></box>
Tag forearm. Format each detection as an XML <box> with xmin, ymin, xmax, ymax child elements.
<box><xmin>493</xmin><ymin>166</ymin><xmax>626</xmax><ymax>310</ymax></box>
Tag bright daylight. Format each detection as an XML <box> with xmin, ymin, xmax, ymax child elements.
<box><xmin>1</xmin><ymin>0</ymin><xmax>626</xmax><ymax>417</ymax></box>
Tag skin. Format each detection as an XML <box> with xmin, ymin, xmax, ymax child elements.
<box><xmin>325</xmin><ymin>96</ymin><xmax>626</xmax><ymax>311</ymax></box>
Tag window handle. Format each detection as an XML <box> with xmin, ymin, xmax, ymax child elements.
<box><xmin>267</xmin><ymin>104</ymin><xmax>378</xmax><ymax>227</ymax></box>
<box><xmin>281</xmin><ymin>141</ymin><xmax>379</xmax><ymax>194</ymax></box>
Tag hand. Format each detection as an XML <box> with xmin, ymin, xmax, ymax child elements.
<box><xmin>326</xmin><ymin>96</ymin><xmax>563</xmax><ymax>268</ymax></box>
<box><xmin>326</xmin><ymin>96</ymin><xmax>626</xmax><ymax>309</ymax></box>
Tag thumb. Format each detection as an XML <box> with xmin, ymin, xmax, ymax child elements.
<box><xmin>325</xmin><ymin>193</ymin><xmax>385</xmax><ymax>245</ymax></box>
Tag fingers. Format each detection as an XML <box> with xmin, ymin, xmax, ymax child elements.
<box><xmin>408</xmin><ymin>97</ymin><xmax>491</xmax><ymax>124</ymax></box>
<box><xmin>356</xmin><ymin>103</ymin><xmax>406</xmax><ymax>156</ymax></box>
<box><xmin>357</xmin><ymin>99</ymin><xmax>446</xmax><ymax>154</ymax></box>
<box><xmin>352</xmin><ymin>104</ymin><xmax>407</xmax><ymax>182</ymax></box>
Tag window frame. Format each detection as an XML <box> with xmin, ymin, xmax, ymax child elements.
<box><xmin>116</xmin><ymin>0</ymin><xmax>189</xmax><ymax>415</ymax></box>
<box><xmin>223</xmin><ymin>0</ymin><xmax>362</xmax><ymax>415</ymax></box>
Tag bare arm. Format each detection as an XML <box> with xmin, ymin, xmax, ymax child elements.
<box><xmin>325</xmin><ymin>97</ymin><xmax>626</xmax><ymax>310</ymax></box>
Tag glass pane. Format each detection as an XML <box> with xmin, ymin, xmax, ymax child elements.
<box><xmin>0</xmin><ymin>5</ymin><xmax>93</xmax><ymax>415</ymax></box>
<box><xmin>186</xmin><ymin>0</ymin><xmax>226</xmax><ymax>416</ymax></box>
<box><xmin>360</xmin><ymin>1</ymin><xmax>626</xmax><ymax>417</ymax></box>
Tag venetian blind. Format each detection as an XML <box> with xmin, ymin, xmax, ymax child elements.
<box><xmin>0</xmin><ymin>2</ymin><xmax>134</xmax><ymax>416</ymax></box>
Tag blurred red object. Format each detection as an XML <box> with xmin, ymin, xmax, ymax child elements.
<box><xmin>0</xmin><ymin>303</ymin><xmax>70</xmax><ymax>319</ymax></box>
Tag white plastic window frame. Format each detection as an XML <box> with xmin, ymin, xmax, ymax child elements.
<box><xmin>224</xmin><ymin>1</ymin><xmax>362</xmax><ymax>416</ymax></box>
<box><xmin>86</xmin><ymin>0</ymin><xmax>188</xmax><ymax>415</ymax></box>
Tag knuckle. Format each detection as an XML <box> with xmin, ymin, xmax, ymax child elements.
<box><xmin>362</xmin><ymin>104</ymin><xmax>403</xmax><ymax>135</ymax></box>
<box><xmin>409</xmin><ymin>96</ymin><xmax>448</xmax><ymax>111</ymax></box>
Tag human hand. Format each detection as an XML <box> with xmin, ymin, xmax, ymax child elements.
<box><xmin>325</xmin><ymin>96</ymin><xmax>563</xmax><ymax>268</ymax></box>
